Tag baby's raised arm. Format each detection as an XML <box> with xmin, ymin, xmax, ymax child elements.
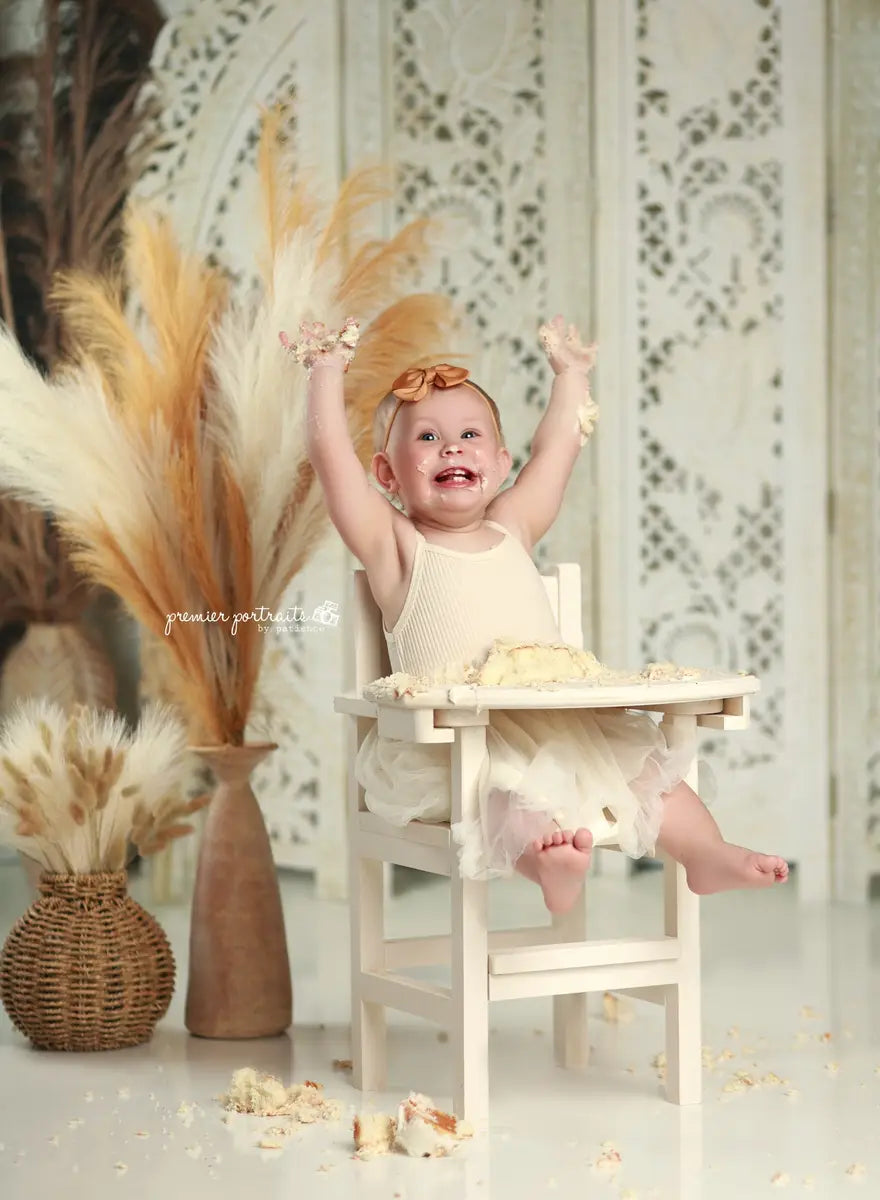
<box><xmin>284</xmin><ymin>320</ymin><xmax>396</xmax><ymax>568</ymax></box>
<box><xmin>487</xmin><ymin>316</ymin><xmax>597</xmax><ymax>549</ymax></box>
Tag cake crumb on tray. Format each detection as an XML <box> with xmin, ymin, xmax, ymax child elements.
<box><xmin>364</xmin><ymin>640</ymin><xmax>701</xmax><ymax>701</ymax></box>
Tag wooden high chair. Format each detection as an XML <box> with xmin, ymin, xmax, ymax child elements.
<box><xmin>334</xmin><ymin>563</ymin><xmax>758</xmax><ymax>1127</ymax></box>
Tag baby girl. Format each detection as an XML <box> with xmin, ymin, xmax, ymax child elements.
<box><xmin>288</xmin><ymin>316</ymin><xmax>788</xmax><ymax>914</ymax></box>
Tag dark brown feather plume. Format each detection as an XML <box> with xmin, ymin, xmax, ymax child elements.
<box><xmin>0</xmin><ymin>0</ymin><xmax>162</xmax><ymax>625</ymax></box>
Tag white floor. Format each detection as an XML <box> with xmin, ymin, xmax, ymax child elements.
<box><xmin>1</xmin><ymin>858</ymin><xmax>878</xmax><ymax>1200</ymax></box>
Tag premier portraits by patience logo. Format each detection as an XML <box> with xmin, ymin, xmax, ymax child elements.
<box><xmin>163</xmin><ymin>601</ymin><xmax>340</xmax><ymax>638</ymax></box>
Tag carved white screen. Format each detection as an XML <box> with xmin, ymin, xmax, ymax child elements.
<box><xmin>594</xmin><ymin>0</ymin><xmax>830</xmax><ymax>899</ymax></box>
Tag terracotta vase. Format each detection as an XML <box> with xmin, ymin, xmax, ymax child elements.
<box><xmin>185</xmin><ymin>743</ymin><xmax>292</xmax><ymax>1038</ymax></box>
<box><xmin>0</xmin><ymin>871</ymin><xmax>174</xmax><ymax>1051</ymax></box>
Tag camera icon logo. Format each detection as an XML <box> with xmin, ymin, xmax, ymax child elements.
<box><xmin>311</xmin><ymin>600</ymin><xmax>340</xmax><ymax>626</ymax></box>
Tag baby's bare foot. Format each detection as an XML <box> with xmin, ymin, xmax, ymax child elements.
<box><xmin>684</xmin><ymin>843</ymin><xmax>789</xmax><ymax>896</ymax></box>
<box><xmin>526</xmin><ymin>827</ymin><xmax>593</xmax><ymax>914</ymax></box>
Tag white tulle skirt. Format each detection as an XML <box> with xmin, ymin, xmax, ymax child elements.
<box><xmin>355</xmin><ymin>708</ymin><xmax>694</xmax><ymax>880</ymax></box>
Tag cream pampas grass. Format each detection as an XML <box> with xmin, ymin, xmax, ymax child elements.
<box><xmin>0</xmin><ymin>110</ymin><xmax>452</xmax><ymax>745</ymax></box>
<box><xmin>0</xmin><ymin>699</ymin><xmax>205</xmax><ymax>873</ymax></box>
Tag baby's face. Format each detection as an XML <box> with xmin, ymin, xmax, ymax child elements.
<box><xmin>373</xmin><ymin>385</ymin><xmax>511</xmax><ymax>524</ymax></box>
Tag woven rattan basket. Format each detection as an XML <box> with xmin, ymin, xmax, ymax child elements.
<box><xmin>0</xmin><ymin>871</ymin><xmax>175</xmax><ymax>1051</ymax></box>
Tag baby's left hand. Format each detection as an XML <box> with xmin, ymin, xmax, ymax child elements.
<box><xmin>538</xmin><ymin>315</ymin><xmax>597</xmax><ymax>377</ymax></box>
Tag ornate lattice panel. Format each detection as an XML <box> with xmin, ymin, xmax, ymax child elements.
<box><xmin>596</xmin><ymin>0</ymin><xmax>829</xmax><ymax>893</ymax></box>
<box><xmin>829</xmin><ymin>0</ymin><xmax>880</xmax><ymax>900</ymax></box>
<box><xmin>346</xmin><ymin>0</ymin><xmax>594</xmax><ymax>578</ymax></box>
<box><xmin>635</xmin><ymin>0</ymin><xmax>785</xmax><ymax>785</ymax></box>
<box><xmin>136</xmin><ymin>1</ymin><xmax>347</xmax><ymax>893</ymax></box>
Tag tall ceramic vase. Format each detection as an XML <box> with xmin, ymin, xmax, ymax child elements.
<box><xmin>184</xmin><ymin>743</ymin><xmax>292</xmax><ymax>1038</ymax></box>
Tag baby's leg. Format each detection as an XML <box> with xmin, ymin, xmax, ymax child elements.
<box><xmin>657</xmin><ymin>780</ymin><xmax>788</xmax><ymax>894</ymax></box>
<box><xmin>485</xmin><ymin>789</ymin><xmax>593</xmax><ymax>914</ymax></box>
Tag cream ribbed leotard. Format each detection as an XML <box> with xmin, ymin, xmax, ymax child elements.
<box><xmin>383</xmin><ymin>520</ymin><xmax>561</xmax><ymax>677</ymax></box>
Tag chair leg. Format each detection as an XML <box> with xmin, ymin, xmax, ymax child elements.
<box><xmin>662</xmin><ymin>853</ymin><xmax>701</xmax><ymax>1104</ymax></box>
<box><xmin>552</xmin><ymin>892</ymin><xmax>589</xmax><ymax>1068</ymax></box>
<box><xmin>450</xmin><ymin>723</ymin><xmax>490</xmax><ymax>1127</ymax></box>
<box><xmin>351</xmin><ymin>854</ymin><xmax>387</xmax><ymax>1093</ymax></box>
<box><xmin>451</xmin><ymin>872</ymin><xmax>489</xmax><ymax>1127</ymax></box>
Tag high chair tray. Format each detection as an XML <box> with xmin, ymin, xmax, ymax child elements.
<box><xmin>336</xmin><ymin>671</ymin><xmax>759</xmax><ymax>715</ymax></box>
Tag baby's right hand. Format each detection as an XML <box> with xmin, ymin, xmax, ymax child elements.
<box><xmin>279</xmin><ymin>317</ymin><xmax>360</xmax><ymax>372</ymax></box>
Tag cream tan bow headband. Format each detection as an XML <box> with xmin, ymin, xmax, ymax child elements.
<box><xmin>382</xmin><ymin>364</ymin><xmax>501</xmax><ymax>453</ymax></box>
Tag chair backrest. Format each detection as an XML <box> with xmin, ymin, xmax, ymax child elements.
<box><xmin>345</xmin><ymin>562</ymin><xmax>584</xmax><ymax>692</ymax></box>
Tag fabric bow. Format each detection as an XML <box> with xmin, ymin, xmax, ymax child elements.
<box><xmin>390</xmin><ymin>363</ymin><xmax>470</xmax><ymax>403</ymax></box>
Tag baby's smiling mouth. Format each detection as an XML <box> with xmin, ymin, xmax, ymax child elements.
<box><xmin>434</xmin><ymin>466</ymin><xmax>477</xmax><ymax>485</ymax></box>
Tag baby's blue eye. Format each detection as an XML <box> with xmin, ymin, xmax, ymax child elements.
<box><xmin>417</xmin><ymin>429</ymin><xmax>480</xmax><ymax>441</ymax></box>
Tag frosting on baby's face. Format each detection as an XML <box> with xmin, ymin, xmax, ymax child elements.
<box><xmin>371</xmin><ymin>384</ymin><xmax>511</xmax><ymax>529</ymax></box>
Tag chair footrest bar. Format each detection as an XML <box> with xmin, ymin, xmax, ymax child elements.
<box><xmin>360</xmin><ymin>970</ymin><xmax>453</xmax><ymax>1024</ymax></box>
<box><xmin>489</xmin><ymin>936</ymin><xmax>678</xmax><ymax>976</ymax></box>
<box><xmin>385</xmin><ymin>927</ymin><xmax>558</xmax><ymax>970</ymax></box>
<box><xmin>489</xmin><ymin>959</ymin><xmax>680</xmax><ymax>1002</ymax></box>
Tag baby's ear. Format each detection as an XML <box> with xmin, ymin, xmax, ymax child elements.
<box><xmin>371</xmin><ymin>451</ymin><xmax>397</xmax><ymax>490</ymax></box>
